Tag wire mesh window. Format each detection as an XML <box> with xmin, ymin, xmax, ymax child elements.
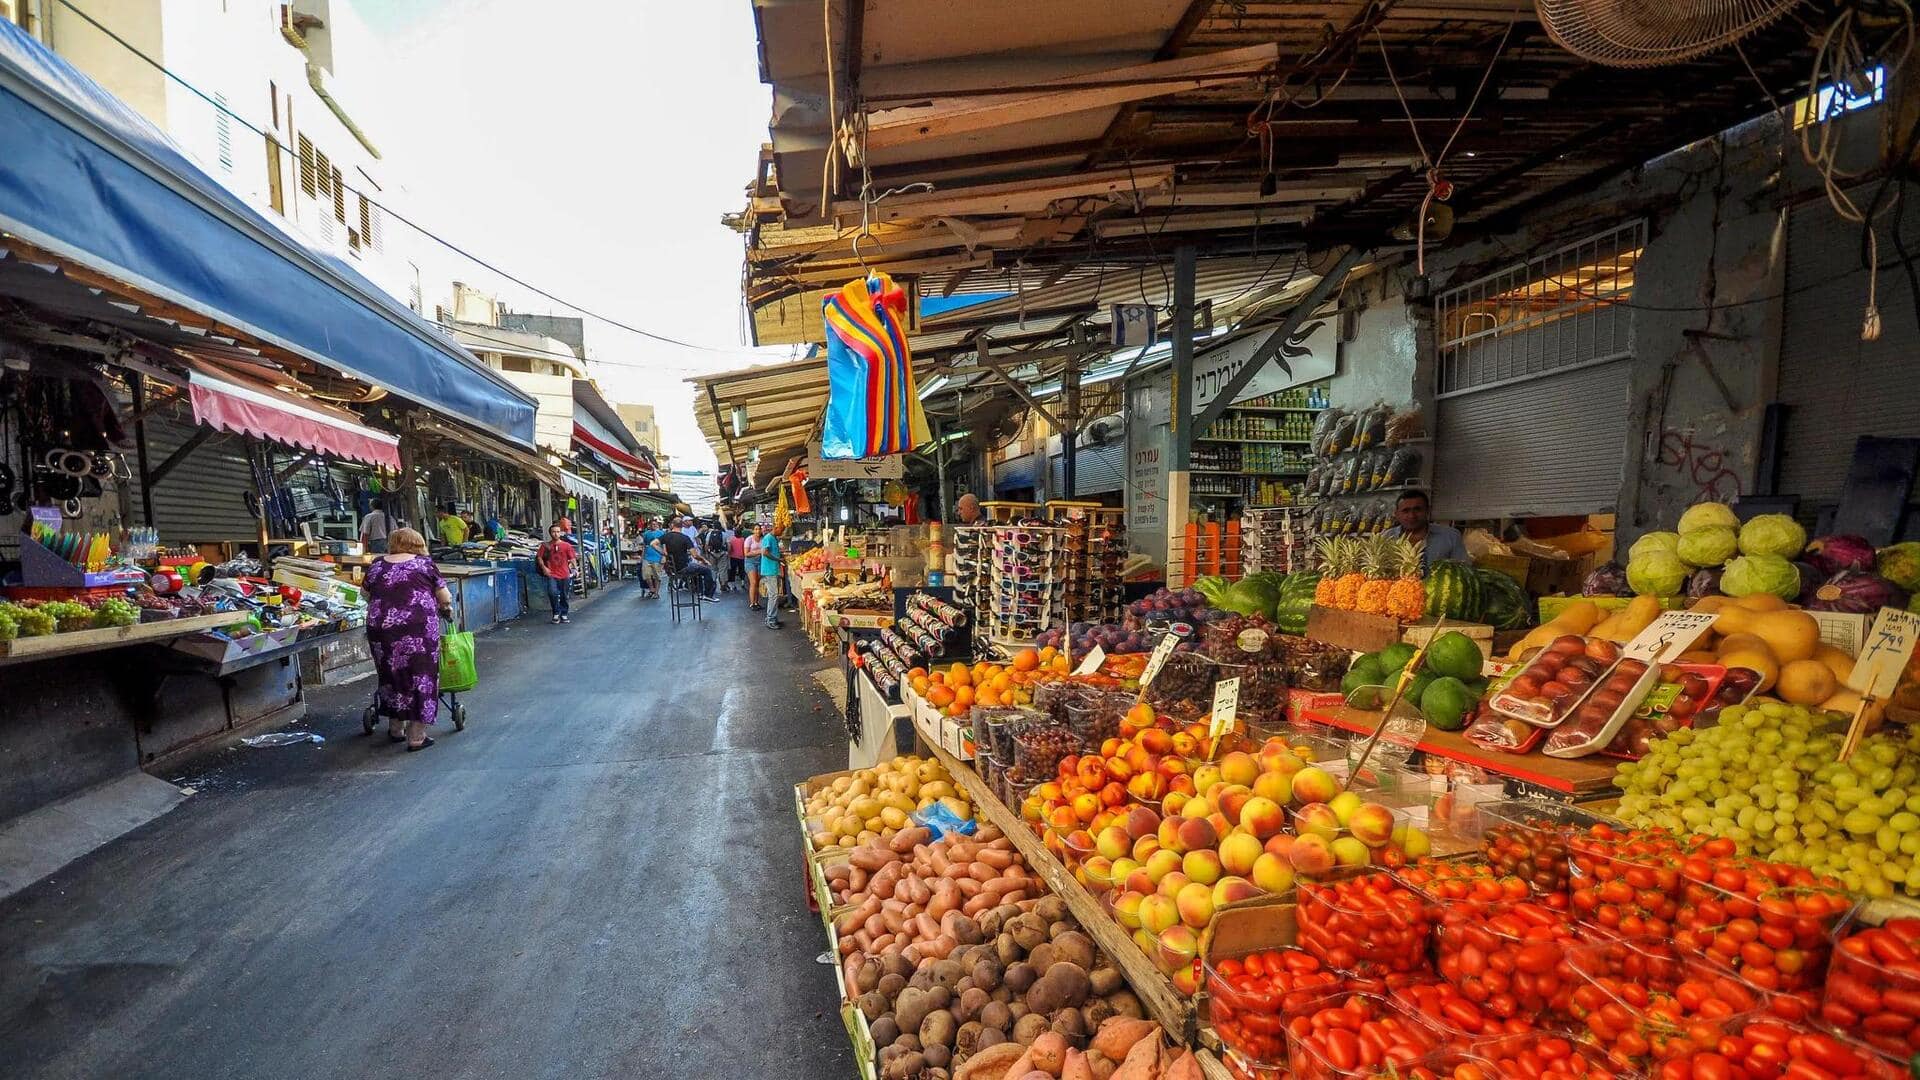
<box><xmin>1436</xmin><ymin>220</ymin><xmax>1644</xmax><ymax>396</ymax></box>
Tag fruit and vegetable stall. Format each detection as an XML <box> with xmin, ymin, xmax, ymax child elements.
<box><xmin>794</xmin><ymin>497</ymin><xmax>1920</xmax><ymax>1079</ymax></box>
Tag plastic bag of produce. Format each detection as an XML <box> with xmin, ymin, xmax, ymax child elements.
<box><xmin>1370</xmin><ymin>448</ymin><xmax>1393</xmax><ymax>489</ymax></box>
<box><xmin>1385</xmin><ymin>404</ymin><xmax>1424</xmax><ymax>445</ymax></box>
<box><xmin>910</xmin><ymin>799</ymin><xmax>977</xmax><ymax>840</ymax></box>
<box><xmin>1329</xmin><ymin>411</ymin><xmax>1359</xmax><ymax>455</ymax></box>
<box><xmin>1385</xmin><ymin>447</ymin><xmax>1421</xmax><ymax>485</ymax></box>
<box><xmin>1357</xmin><ymin>401</ymin><xmax>1390</xmax><ymax>448</ymax></box>
<box><xmin>1334</xmin><ymin>453</ymin><xmax>1359</xmax><ymax>493</ymax></box>
<box><xmin>1312</xmin><ymin>407</ymin><xmax>1344</xmax><ymax>457</ymax></box>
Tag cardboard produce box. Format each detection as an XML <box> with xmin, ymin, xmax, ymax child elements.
<box><xmin>1305</xmin><ymin>605</ymin><xmax>1403</xmax><ymax>653</ymax></box>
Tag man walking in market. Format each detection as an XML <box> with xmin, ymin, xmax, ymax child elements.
<box><xmin>537</xmin><ymin>523</ymin><xmax>578</xmax><ymax>623</ymax></box>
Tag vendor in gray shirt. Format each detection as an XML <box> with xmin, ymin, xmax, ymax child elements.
<box><xmin>1386</xmin><ymin>489</ymin><xmax>1469</xmax><ymax>572</ymax></box>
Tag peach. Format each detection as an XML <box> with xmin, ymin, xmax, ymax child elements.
<box><xmin>1213</xmin><ymin>875</ymin><xmax>1261</xmax><ymax>907</ymax></box>
<box><xmin>1216</xmin><ymin>785</ymin><xmax>1252</xmax><ymax>826</ymax></box>
<box><xmin>1047</xmin><ymin>805</ymin><xmax>1079</xmax><ymax>832</ymax></box>
<box><xmin>1158</xmin><ymin>871</ymin><xmax>1191</xmax><ymax>898</ymax></box>
<box><xmin>1191</xmin><ymin>763</ymin><xmax>1224</xmax><ymax>795</ymax></box>
<box><xmin>1251</xmin><ymin>769</ymin><xmax>1295</xmax><ymax>806</ymax></box>
<box><xmin>1139</xmin><ymin>892</ymin><xmax>1179</xmax><ymax>934</ymax></box>
<box><xmin>1144</xmin><ymin>848</ymin><xmax>1183</xmax><ymax>884</ymax></box>
<box><xmin>1112</xmin><ymin>889</ymin><xmax>1146</xmax><ymax>929</ymax></box>
<box><xmin>1096</xmin><ymin>825</ymin><xmax>1132</xmax><ymax>861</ymax></box>
<box><xmin>1219</xmin><ymin>831</ymin><xmax>1263</xmax><ymax>877</ymax></box>
<box><xmin>1071</xmin><ymin>792</ymin><xmax>1102</xmax><ymax>823</ymax></box>
<box><xmin>1288</xmin><ymin>833</ymin><xmax>1336</xmax><ymax>876</ymax></box>
<box><xmin>1176</xmin><ymin>816</ymin><xmax>1219</xmax><ymax>853</ymax></box>
<box><xmin>1157</xmin><ymin>756</ymin><xmax>1190</xmax><ymax>780</ymax></box>
<box><xmin>1180</xmin><ymin>796</ymin><xmax>1215</xmax><ymax>821</ymax></box>
<box><xmin>1110</xmin><ymin>857</ymin><xmax>1141</xmax><ymax>885</ymax></box>
<box><xmin>1123</xmin><ymin>867</ymin><xmax>1156</xmax><ymax>895</ymax></box>
<box><xmin>1139</xmin><ymin>728</ymin><xmax>1174</xmax><ymax>755</ymax></box>
<box><xmin>1132</xmin><ymin>835</ymin><xmax>1161</xmax><ymax>863</ymax></box>
<box><xmin>1103</xmin><ymin>756</ymin><xmax>1134</xmax><ymax>783</ymax></box>
<box><xmin>1239</xmin><ymin>796</ymin><xmax>1287</xmax><ymax>841</ymax></box>
<box><xmin>1171</xmin><ymin>731</ymin><xmax>1199</xmax><ymax>757</ymax></box>
<box><xmin>1219</xmin><ymin>750</ymin><xmax>1260</xmax><ymax>788</ymax></box>
<box><xmin>1083</xmin><ymin>856</ymin><xmax>1116</xmax><ymax>892</ymax></box>
<box><xmin>1331</xmin><ymin>836</ymin><xmax>1372</xmax><ymax>868</ymax></box>
<box><xmin>1257</xmin><ymin>737</ymin><xmax>1296</xmax><ymax>771</ymax></box>
<box><xmin>1251</xmin><ymin>852</ymin><xmax>1296</xmax><ymax>894</ymax></box>
<box><xmin>1133</xmin><ymin>927</ymin><xmax>1159</xmax><ymax>957</ymax></box>
<box><xmin>1127</xmin><ymin>771</ymin><xmax>1166</xmax><ymax>804</ymax></box>
<box><xmin>1293</xmin><ymin>802</ymin><xmax>1342</xmax><ymax>842</ymax></box>
<box><xmin>1175</xmin><ymin>881</ymin><xmax>1216</xmax><ymax>930</ymax></box>
<box><xmin>1263</xmin><ymin>833</ymin><xmax>1297</xmax><ymax>860</ymax></box>
<box><xmin>1396</xmin><ymin>825</ymin><xmax>1432</xmax><ymax>859</ymax></box>
<box><xmin>1183</xmin><ymin>848</ymin><xmax>1223</xmax><ymax>886</ymax></box>
<box><xmin>1207</xmin><ymin>812</ymin><xmax>1233</xmax><ymax>842</ymax></box>
<box><xmin>1160</xmin><ymin>790</ymin><xmax>1191</xmax><ymax>818</ymax></box>
<box><xmin>1157</xmin><ymin>818</ymin><xmax>1187</xmax><ymax>855</ymax></box>
<box><xmin>1124</xmin><ymin>805</ymin><xmax>1161</xmax><ymax>840</ymax></box>
<box><xmin>1329</xmin><ymin>790</ymin><xmax>1364</xmax><ymax>827</ymax></box>
<box><xmin>1158</xmin><ymin>923</ymin><xmax>1200</xmax><ymax>971</ymax></box>
<box><xmin>1171</xmin><ymin>963</ymin><xmax>1202</xmax><ymax>996</ymax></box>
<box><xmin>1348</xmin><ymin>802</ymin><xmax>1398</xmax><ymax>848</ymax></box>
<box><xmin>1291</xmin><ymin>766</ymin><xmax>1339</xmax><ymax>805</ymax></box>
<box><xmin>1168</xmin><ymin>774</ymin><xmax>1197</xmax><ymax>797</ymax></box>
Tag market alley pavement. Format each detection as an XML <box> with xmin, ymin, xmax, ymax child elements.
<box><xmin>0</xmin><ymin>584</ymin><xmax>856</xmax><ymax>1080</ymax></box>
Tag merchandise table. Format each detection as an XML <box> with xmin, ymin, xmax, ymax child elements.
<box><xmin>1300</xmin><ymin>705</ymin><xmax>1619</xmax><ymax>797</ymax></box>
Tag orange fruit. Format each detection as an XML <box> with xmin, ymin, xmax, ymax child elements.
<box><xmin>1039</xmin><ymin>646</ymin><xmax>1058</xmax><ymax>664</ymax></box>
<box><xmin>906</xmin><ymin>666</ymin><xmax>927</xmax><ymax>681</ymax></box>
<box><xmin>1050</xmin><ymin>655</ymin><xmax>1070</xmax><ymax>673</ymax></box>
<box><xmin>947</xmin><ymin>703</ymin><xmax>968</xmax><ymax>718</ymax></box>
<box><xmin>976</xmin><ymin>688</ymin><xmax>1000</xmax><ymax>708</ymax></box>
<box><xmin>953</xmin><ymin>685</ymin><xmax>975</xmax><ymax>709</ymax></box>
<box><xmin>927</xmin><ymin>685</ymin><xmax>956</xmax><ymax>708</ymax></box>
<box><xmin>1012</xmin><ymin>649</ymin><xmax>1039</xmax><ymax>672</ymax></box>
<box><xmin>910</xmin><ymin>676</ymin><xmax>930</xmax><ymax>696</ymax></box>
<box><xmin>947</xmin><ymin>662</ymin><xmax>971</xmax><ymax>687</ymax></box>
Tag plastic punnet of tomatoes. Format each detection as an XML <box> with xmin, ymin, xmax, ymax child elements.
<box><xmin>1433</xmin><ymin>900</ymin><xmax>1583</xmax><ymax>1021</ymax></box>
<box><xmin>1396</xmin><ymin>860</ymin><xmax>1537</xmax><ymax>910</ymax></box>
<box><xmin>1569</xmin><ymin>825</ymin><xmax>1690</xmax><ymax>938</ymax></box>
<box><xmin>1671</xmin><ymin>851</ymin><xmax>1854</xmax><ymax>1000</ymax></box>
<box><xmin>1285</xmin><ymin>992</ymin><xmax>1443</xmax><ymax>1080</ymax></box>
<box><xmin>1221</xmin><ymin>1046</ymin><xmax>1284</xmax><ymax>1080</ymax></box>
<box><xmin>1472</xmin><ymin>1031</ymin><xmax>1637</xmax><ymax>1080</ymax></box>
<box><xmin>1822</xmin><ymin>915</ymin><xmax>1920</xmax><ymax>1059</ymax></box>
<box><xmin>1565</xmin><ymin>936</ymin><xmax>1765</xmax><ymax>1069</ymax></box>
<box><xmin>1206</xmin><ymin>948</ymin><xmax>1347</xmax><ymax>1066</ymax></box>
<box><xmin>1480</xmin><ymin>798</ymin><xmax>1619</xmax><ymax>900</ymax></box>
<box><xmin>1652</xmin><ymin>1017</ymin><xmax>1906</xmax><ymax>1080</ymax></box>
<box><xmin>1392</xmin><ymin>980</ymin><xmax>1537</xmax><ymax>1045</ymax></box>
<box><xmin>1391</xmin><ymin>1050</ymin><xmax>1504</xmax><ymax>1080</ymax></box>
<box><xmin>1298</xmin><ymin>871</ymin><xmax>1437</xmax><ymax>976</ymax></box>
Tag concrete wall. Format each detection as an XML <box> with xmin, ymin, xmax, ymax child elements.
<box><xmin>45</xmin><ymin>0</ymin><xmax>167</xmax><ymax>127</ymax></box>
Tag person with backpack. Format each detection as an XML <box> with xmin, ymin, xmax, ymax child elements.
<box><xmin>700</xmin><ymin>522</ymin><xmax>731</xmax><ymax>592</ymax></box>
<box><xmin>537</xmin><ymin>523</ymin><xmax>578</xmax><ymax>624</ymax></box>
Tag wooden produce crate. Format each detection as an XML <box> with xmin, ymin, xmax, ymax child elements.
<box><xmin>1305</xmin><ymin>605</ymin><xmax>1404</xmax><ymax>653</ymax></box>
<box><xmin>1401</xmin><ymin>618</ymin><xmax>1494</xmax><ymax>659</ymax></box>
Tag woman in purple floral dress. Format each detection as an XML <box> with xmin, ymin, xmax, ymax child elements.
<box><xmin>363</xmin><ymin>527</ymin><xmax>455</xmax><ymax>751</ymax></box>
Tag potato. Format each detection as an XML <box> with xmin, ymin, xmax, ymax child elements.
<box><xmin>1050</xmin><ymin>1008</ymin><xmax>1088</xmax><ymax>1044</ymax></box>
<box><xmin>995</xmin><ymin>933</ymin><xmax>1023</xmax><ymax>967</ymax></box>
<box><xmin>990</xmin><ymin>986</ymin><xmax>1013</xmax><ymax>1004</ymax></box>
<box><xmin>980</xmin><ymin>1000</ymin><xmax>1013</xmax><ymax>1033</ymax></box>
<box><xmin>855</xmin><ymin>958</ymin><xmax>883</xmax><ymax>995</ymax></box>
<box><xmin>955</xmin><ymin>987</ymin><xmax>989</xmax><ymax>1025</ymax></box>
<box><xmin>971</xmin><ymin>959</ymin><xmax>1002</xmax><ymax>992</ymax></box>
<box><xmin>1034</xmin><ymin>896</ymin><xmax>1068</xmax><ymax>924</ymax></box>
<box><xmin>926</xmin><ymin>985</ymin><xmax>952</xmax><ymax>1012</ymax></box>
<box><xmin>1044</xmin><ymin>963</ymin><xmax>1091</xmax><ymax>1008</ymax></box>
<box><xmin>1088</xmin><ymin>967</ymin><xmax>1122</xmax><ymax>997</ymax></box>
<box><xmin>931</xmin><ymin>959</ymin><xmax>966</xmax><ymax>991</ymax></box>
<box><xmin>1025</xmin><ymin>976</ymin><xmax>1065</xmax><ymax>1017</ymax></box>
<box><xmin>1013</xmin><ymin>1012</ymin><xmax>1050</xmax><ymax>1045</ymax></box>
<box><xmin>1028</xmin><ymin>942</ymin><xmax>1056</xmax><ymax>974</ymax></box>
<box><xmin>883</xmin><ymin>1050</ymin><xmax>925</xmax><ymax>1080</ymax></box>
<box><xmin>955</xmin><ymin>1020</ymin><xmax>983</xmax><ymax>1057</ymax></box>
<box><xmin>1003</xmin><ymin>962</ymin><xmax>1037</xmax><ymax>994</ymax></box>
<box><xmin>1009</xmin><ymin>915</ymin><xmax>1048</xmax><ymax>952</ymax></box>
<box><xmin>859</xmin><ymin>990</ymin><xmax>888</xmax><ymax>1020</ymax></box>
<box><xmin>1049</xmin><ymin>920</ymin><xmax>1077</xmax><ymax>942</ymax></box>
<box><xmin>949</xmin><ymin>914</ymin><xmax>984</xmax><ymax>946</ymax></box>
<box><xmin>925</xmin><ymin>1043</ymin><xmax>951</xmax><ymax>1070</ymax></box>
<box><xmin>921</xmin><ymin>1008</ymin><xmax>958</xmax><ymax>1050</ymax></box>
<box><xmin>1104</xmin><ymin>990</ymin><xmax>1144</xmax><ymax>1019</ymax></box>
<box><xmin>870</xmin><ymin>1016</ymin><xmax>901</xmax><ymax>1047</ymax></box>
<box><xmin>878</xmin><ymin>972</ymin><xmax>907</xmax><ymax>1000</ymax></box>
<box><xmin>881</xmin><ymin>953</ymin><xmax>915</xmax><ymax>982</ymax></box>
<box><xmin>976</xmin><ymin>1026</ymin><xmax>1007</xmax><ymax>1051</ymax></box>
<box><xmin>1085</xmin><ymin>999</ymin><xmax>1115</xmax><ymax>1028</ymax></box>
<box><xmin>1052</xmin><ymin>932</ymin><xmax>1096</xmax><ymax>973</ymax></box>
<box><xmin>895</xmin><ymin>987</ymin><xmax>934</xmax><ymax>1034</ymax></box>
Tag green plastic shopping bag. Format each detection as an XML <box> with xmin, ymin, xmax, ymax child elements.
<box><xmin>439</xmin><ymin>631</ymin><xmax>478</xmax><ymax>692</ymax></box>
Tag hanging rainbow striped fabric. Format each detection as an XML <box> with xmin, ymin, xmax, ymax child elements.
<box><xmin>820</xmin><ymin>272</ymin><xmax>930</xmax><ymax>460</ymax></box>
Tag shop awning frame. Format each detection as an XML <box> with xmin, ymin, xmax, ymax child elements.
<box><xmin>186</xmin><ymin>362</ymin><xmax>401</xmax><ymax>471</ymax></box>
<box><xmin>0</xmin><ymin>19</ymin><xmax>539</xmax><ymax>444</ymax></box>
<box><xmin>414</xmin><ymin>417</ymin><xmax>565</xmax><ymax>492</ymax></box>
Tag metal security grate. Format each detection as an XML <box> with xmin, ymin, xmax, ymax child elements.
<box><xmin>1436</xmin><ymin>221</ymin><xmax>1645</xmax><ymax>397</ymax></box>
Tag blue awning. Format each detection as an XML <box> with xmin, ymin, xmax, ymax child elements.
<box><xmin>0</xmin><ymin>20</ymin><xmax>537</xmax><ymax>445</ymax></box>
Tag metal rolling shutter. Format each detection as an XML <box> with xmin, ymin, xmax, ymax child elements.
<box><xmin>127</xmin><ymin>414</ymin><xmax>260</xmax><ymax>543</ymax></box>
<box><xmin>1433</xmin><ymin>360</ymin><xmax>1632</xmax><ymax>520</ymax></box>
<box><xmin>1048</xmin><ymin>444</ymin><xmax>1125</xmax><ymax>497</ymax></box>
<box><xmin>1776</xmin><ymin>192</ymin><xmax>1920</xmax><ymax>507</ymax></box>
<box><xmin>994</xmin><ymin>452</ymin><xmax>1039</xmax><ymax>494</ymax></box>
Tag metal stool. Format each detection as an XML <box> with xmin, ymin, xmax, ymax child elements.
<box><xmin>668</xmin><ymin>567</ymin><xmax>702</xmax><ymax>623</ymax></box>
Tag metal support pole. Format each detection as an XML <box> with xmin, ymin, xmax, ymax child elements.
<box><xmin>131</xmin><ymin>371</ymin><xmax>154</xmax><ymax>526</ymax></box>
<box><xmin>1167</xmin><ymin>246</ymin><xmax>1197</xmax><ymax>584</ymax></box>
<box><xmin>933</xmin><ymin>415</ymin><xmax>949</xmax><ymax>521</ymax></box>
<box><xmin>1062</xmin><ymin>352</ymin><xmax>1081</xmax><ymax>498</ymax></box>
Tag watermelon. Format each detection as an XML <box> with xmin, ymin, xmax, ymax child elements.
<box><xmin>1475</xmin><ymin>567</ymin><xmax>1531</xmax><ymax>630</ymax></box>
<box><xmin>1423</xmin><ymin>561</ymin><xmax>1483</xmax><ymax>621</ymax></box>
<box><xmin>1274</xmin><ymin>571</ymin><xmax>1319</xmax><ymax>634</ymax></box>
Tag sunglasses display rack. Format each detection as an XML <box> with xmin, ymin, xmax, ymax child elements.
<box><xmin>1051</xmin><ymin>510</ymin><xmax>1127</xmax><ymax>626</ymax></box>
<box><xmin>986</xmin><ymin>523</ymin><xmax>1061</xmax><ymax>655</ymax></box>
<box><xmin>949</xmin><ymin>525</ymin><xmax>992</xmax><ymax>657</ymax></box>
<box><xmin>1241</xmin><ymin>506</ymin><xmax>1316</xmax><ymax>574</ymax></box>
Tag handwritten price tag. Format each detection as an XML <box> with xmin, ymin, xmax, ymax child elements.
<box><xmin>1849</xmin><ymin>607</ymin><xmax>1920</xmax><ymax>698</ymax></box>
<box><xmin>1073</xmin><ymin>646</ymin><xmax>1106</xmax><ymax>676</ymax></box>
<box><xmin>1209</xmin><ymin>677</ymin><xmax>1241</xmax><ymax>739</ymax></box>
<box><xmin>1140</xmin><ymin>633</ymin><xmax>1180</xmax><ymax>688</ymax></box>
<box><xmin>1623</xmin><ymin>610</ymin><xmax>1720</xmax><ymax>663</ymax></box>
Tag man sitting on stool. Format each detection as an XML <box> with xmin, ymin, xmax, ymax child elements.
<box><xmin>652</xmin><ymin>523</ymin><xmax>718</xmax><ymax>601</ymax></box>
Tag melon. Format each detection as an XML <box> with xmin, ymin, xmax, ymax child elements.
<box><xmin>1423</xmin><ymin>563</ymin><xmax>1483</xmax><ymax>621</ymax></box>
<box><xmin>1776</xmin><ymin>659</ymin><xmax>1838</xmax><ymax>706</ymax></box>
<box><xmin>1813</xmin><ymin>644</ymin><xmax>1856</xmax><ymax>683</ymax></box>
<box><xmin>1749</xmin><ymin>610</ymin><xmax>1820</xmax><ymax>663</ymax></box>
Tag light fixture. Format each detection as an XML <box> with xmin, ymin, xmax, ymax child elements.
<box><xmin>839</xmin><ymin>505</ymin><xmax>850</xmax><ymax>522</ymax></box>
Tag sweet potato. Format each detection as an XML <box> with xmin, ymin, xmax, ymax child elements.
<box><xmin>1028</xmin><ymin>1032</ymin><xmax>1068</xmax><ymax>1074</ymax></box>
<box><xmin>1108</xmin><ymin>1033</ymin><xmax>1161</xmax><ymax>1080</ymax></box>
<box><xmin>1162</xmin><ymin>1050</ymin><xmax>1202</xmax><ymax>1080</ymax></box>
<box><xmin>997</xmin><ymin>1047</ymin><xmax>1036</xmax><ymax>1079</ymax></box>
<box><xmin>977</xmin><ymin>848</ymin><xmax>1016</xmax><ymax>870</ymax></box>
<box><xmin>1061</xmin><ymin>1049</ymin><xmax>1095</xmax><ymax>1080</ymax></box>
<box><xmin>850</xmin><ymin>845</ymin><xmax>894</xmax><ymax>870</ymax></box>
<box><xmin>1001</xmin><ymin>890</ymin><xmax>1029</xmax><ymax>905</ymax></box>
<box><xmin>969</xmin><ymin>862</ymin><xmax>998</xmax><ymax>883</ymax></box>
<box><xmin>952</xmin><ymin>1042</ymin><xmax>1022</xmax><ymax>1080</ymax></box>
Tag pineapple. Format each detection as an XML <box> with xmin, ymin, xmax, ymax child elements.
<box><xmin>1332</xmin><ymin>538</ymin><xmax>1368</xmax><ymax>611</ymax></box>
<box><xmin>1313</xmin><ymin>536</ymin><xmax>1341</xmax><ymax>607</ymax></box>
<box><xmin>1355</xmin><ymin>535</ymin><xmax>1393</xmax><ymax>616</ymax></box>
<box><xmin>1387</xmin><ymin>539</ymin><xmax>1427</xmax><ymax>621</ymax></box>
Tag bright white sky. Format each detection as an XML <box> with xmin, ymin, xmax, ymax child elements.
<box><xmin>360</xmin><ymin>0</ymin><xmax>793</xmax><ymax>472</ymax></box>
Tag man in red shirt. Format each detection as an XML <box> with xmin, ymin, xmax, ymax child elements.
<box><xmin>537</xmin><ymin>523</ymin><xmax>577</xmax><ymax>623</ymax></box>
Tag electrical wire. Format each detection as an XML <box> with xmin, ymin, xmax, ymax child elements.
<box><xmin>54</xmin><ymin>0</ymin><xmax>746</xmax><ymax>357</ymax></box>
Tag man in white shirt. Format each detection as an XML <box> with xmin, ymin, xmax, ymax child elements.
<box><xmin>360</xmin><ymin>507</ymin><xmax>391</xmax><ymax>554</ymax></box>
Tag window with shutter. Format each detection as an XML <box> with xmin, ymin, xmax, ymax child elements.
<box><xmin>213</xmin><ymin>93</ymin><xmax>232</xmax><ymax>173</ymax></box>
<box><xmin>331</xmin><ymin>167</ymin><xmax>345</xmax><ymax>223</ymax></box>
<box><xmin>297</xmin><ymin>134</ymin><xmax>316</xmax><ymax>196</ymax></box>
<box><xmin>265</xmin><ymin>135</ymin><xmax>285</xmax><ymax>214</ymax></box>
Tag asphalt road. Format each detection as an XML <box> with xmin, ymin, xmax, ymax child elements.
<box><xmin>0</xmin><ymin>582</ymin><xmax>856</xmax><ymax>1080</ymax></box>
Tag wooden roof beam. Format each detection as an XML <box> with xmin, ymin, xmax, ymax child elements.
<box><xmin>836</xmin><ymin>166</ymin><xmax>1174</xmax><ymax>224</ymax></box>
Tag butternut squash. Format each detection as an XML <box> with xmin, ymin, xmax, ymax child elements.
<box><xmin>1749</xmin><ymin>610</ymin><xmax>1820</xmax><ymax>663</ymax></box>
<box><xmin>1731</xmin><ymin>593</ymin><xmax>1790</xmax><ymax>613</ymax></box>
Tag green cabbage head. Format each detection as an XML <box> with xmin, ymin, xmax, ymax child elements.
<box><xmin>1629</xmin><ymin>532</ymin><xmax>1680</xmax><ymax>563</ymax></box>
<box><xmin>1737</xmin><ymin>514</ymin><xmax>1807</xmax><ymax>559</ymax></box>
<box><xmin>1881</xmin><ymin>542</ymin><xmax>1920</xmax><ymax>592</ymax></box>
<box><xmin>1627</xmin><ymin>551</ymin><xmax>1688</xmax><ymax>597</ymax></box>
<box><xmin>1720</xmin><ymin>554</ymin><xmax>1801</xmax><ymax>600</ymax></box>
<box><xmin>1678</xmin><ymin>502</ymin><xmax>1740</xmax><ymax>533</ymax></box>
<box><xmin>1676</xmin><ymin>525</ymin><xmax>1738</xmax><ymax>568</ymax></box>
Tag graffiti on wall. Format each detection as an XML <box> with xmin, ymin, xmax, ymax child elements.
<box><xmin>1657</xmin><ymin>428</ymin><xmax>1741</xmax><ymax>502</ymax></box>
